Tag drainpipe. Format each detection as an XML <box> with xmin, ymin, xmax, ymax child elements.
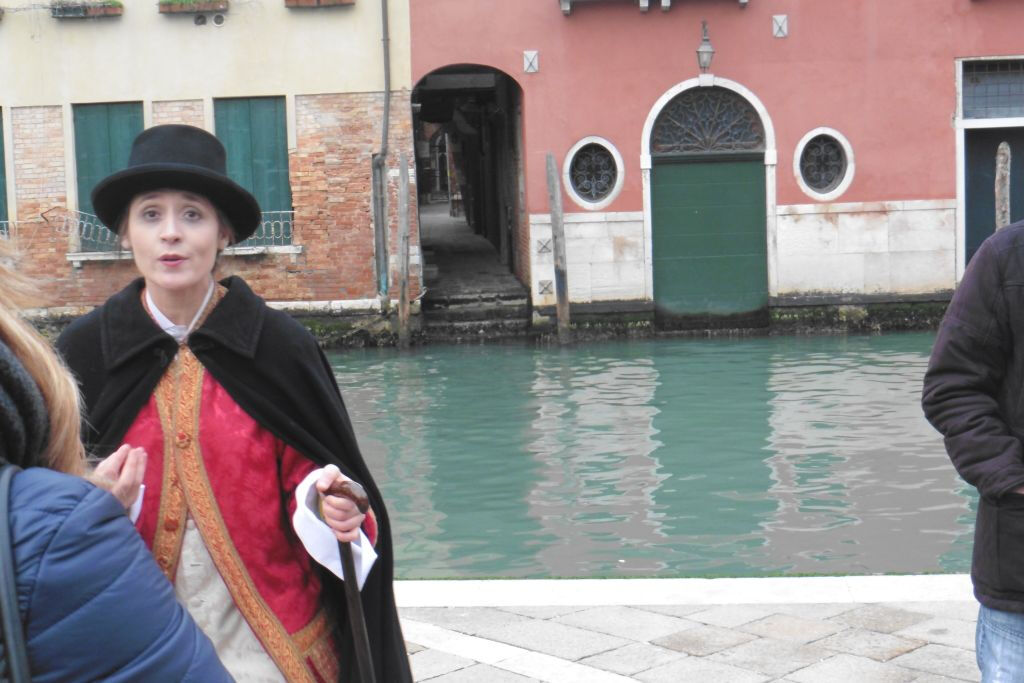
<box><xmin>372</xmin><ymin>0</ymin><xmax>392</xmax><ymax>297</ymax></box>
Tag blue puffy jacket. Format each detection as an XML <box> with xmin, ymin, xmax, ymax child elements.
<box><xmin>9</xmin><ymin>467</ymin><xmax>232</xmax><ymax>682</ymax></box>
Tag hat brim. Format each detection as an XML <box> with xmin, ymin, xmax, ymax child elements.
<box><xmin>91</xmin><ymin>162</ymin><xmax>263</xmax><ymax>243</ymax></box>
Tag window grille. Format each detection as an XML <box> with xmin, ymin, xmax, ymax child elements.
<box><xmin>237</xmin><ymin>211</ymin><xmax>294</xmax><ymax>248</ymax></box>
<box><xmin>799</xmin><ymin>135</ymin><xmax>847</xmax><ymax>194</ymax></box>
<box><xmin>963</xmin><ymin>60</ymin><xmax>1024</xmax><ymax>119</ymax></box>
<box><xmin>65</xmin><ymin>209</ymin><xmax>294</xmax><ymax>253</ymax></box>
<box><xmin>569</xmin><ymin>143</ymin><xmax>617</xmax><ymax>202</ymax></box>
<box><xmin>650</xmin><ymin>87</ymin><xmax>764</xmax><ymax>156</ymax></box>
<box><xmin>67</xmin><ymin>210</ymin><xmax>120</xmax><ymax>252</ymax></box>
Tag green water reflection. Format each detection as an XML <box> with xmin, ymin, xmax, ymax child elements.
<box><xmin>328</xmin><ymin>332</ymin><xmax>973</xmax><ymax>579</ymax></box>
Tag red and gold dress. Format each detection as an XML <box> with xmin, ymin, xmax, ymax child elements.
<box><xmin>122</xmin><ymin>287</ymin><xmax>378</xmax><ymax>682</ymax></box>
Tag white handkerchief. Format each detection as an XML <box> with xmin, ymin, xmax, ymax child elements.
<box><xmin>292</xmin><ymin>469</ymin><xmax>377</xmax><ymax>589</ymax></box>
<box><xmin>128</xmin><ymin>484</ymin><xmax>145</xmax><ymax>524</ymax></box>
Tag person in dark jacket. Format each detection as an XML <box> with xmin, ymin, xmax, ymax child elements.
<box><xmin>56</xmin><ymin>124</ymin><xmax>412</xmax><ymax>682</ymax></box>
<box><xmin>0</xmin><ymin>240</ymin><xmax>231</xmax><ymax>681</ymax></box>
<box><xmin>923</xmin><ymin>221</ymin><xmax>1024</xmax><ymax>681</ymax></box>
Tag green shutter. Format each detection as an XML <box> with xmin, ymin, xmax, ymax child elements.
<box><xmin>73</xmin><ymin>102</ymin><xmax>143</xmax><ymax>250</ymax></box>
<box><xmin>215</xmin><ymin>97</ymin><xmax>292</xmax><ymax>246</ymax></box>
<box><xmin>0</xmin><ymin>113</ymin><xmax>8</xmax><ymax>227</ymax></box>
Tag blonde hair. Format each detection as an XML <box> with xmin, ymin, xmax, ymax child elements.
<box><xmin>0</xmin><ymin>240</ymin><xmax>86</xmax><ymax>475</ymax></box>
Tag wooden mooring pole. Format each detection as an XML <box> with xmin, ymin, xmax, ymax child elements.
<box><xmin>544</xmin><ymin>153</ymin><xmax>572</xmax><ymax>344</ymax></box>
<box><xmin>397</xmin><ymin>152</ymin><xmax>411</xmax><ymax>348</ymax></box>
<box><xmin>996</xmin><ymin>141</ymin><xmax>1012</xmax><ymax>231</ymax></box>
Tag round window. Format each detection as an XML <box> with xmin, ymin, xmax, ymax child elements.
<box><xmin>569</xmin><ymin>143</ymin><xmax>617</xmax><ymax>202</ymax></box>
<box><xmin>799</xmin><ymin>134</ymin><xmax>847</xmax><ymax>193</ymax></box>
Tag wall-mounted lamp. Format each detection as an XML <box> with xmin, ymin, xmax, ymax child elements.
<box><xmin>696</xmin><ymin>20</ymin><xmax>715</xmax><ymax>73</ymax></box>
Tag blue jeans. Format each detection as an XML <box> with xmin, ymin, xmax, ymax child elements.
<box><xmin>978</xmin><ymin>604</ymin><xmax>1024</xmax><ymax>682</ymax></box>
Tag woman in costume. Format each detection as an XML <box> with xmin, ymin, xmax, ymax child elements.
<box><xmin>57</xmin><ymin>124</ymin><xmax>412</xmax><ymax>683</ymax></box>
<box><xmin>0</xmin><ymin>238</ymin><xmax>231</xmax><ymax>681</ymax></box>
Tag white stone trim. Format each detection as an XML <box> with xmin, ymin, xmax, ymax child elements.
<box><xmin>66</xmin><ymin>250</ymin><xmax>134</xmax><ymax>268</ymax></box>
<box><xmin>793</xmin><ymin>127</ymin><xmax>855</xmax><ymax>202</ymax></box>
<box><xmin>529</xmin><ymin>211</ymin><xmax>643</xmax><ymax>224</ymax></box>
<box><xmin>777</xmin><ymin>199</ymin><xmax>956</xmax><ymax>216</ymax></box>
<box><xmin>561</xmin><ymin>136</ymin><xmax>625</xmax><ymax>211</ymax></box>
<box><xmin>266</xmin><ymin>298</ymin><xmax>382</xmax><ymax>314</ymax></box>
<box><xmin>68</xmin><ymin>244</ymin><xmax>303</xmax><ymax>267</ymax></box>
<box><xmin>640</xmin><ymin>75</ymin><xmax>777</xmax><ymax>298</ymax></box>
<box><xmin>222</xmin><ymin>244</ymin><xmax>304</xmax><ymax>256</ymax></box>
<box><xmin>396</xmin><ymin>574</ymin><xmax>972</xmax><ymax>608</ymax></box>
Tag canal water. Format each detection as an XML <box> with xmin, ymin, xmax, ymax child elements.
<box><xmin>327</xmin><ymin>332</ymin><xmax>974</xmax><ymax>580</ymax></box>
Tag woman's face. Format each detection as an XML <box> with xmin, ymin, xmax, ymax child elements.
<box><xmin>121</xmin><ymin>189</ymin><xmax>229</xmax><ymax>305</ymax></box>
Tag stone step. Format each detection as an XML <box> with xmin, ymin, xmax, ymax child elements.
<box><xmin>421</xmin><ymin>291</ymin><xmax>528</xmax><ymax>309</ymax></box>
<box><xmin>422</xmin><ymin>301</ymin><xmax>530</xmax><ymax>323</ymax></box>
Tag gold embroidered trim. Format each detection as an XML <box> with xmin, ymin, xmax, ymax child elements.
<box><xmin>293</xmin><ymin>608</ymin><xmax>330</xmax><ymax>654</ymax></box>
<box><xmin>148</xmin><ymin>284</ymin><xmax>226</xmax><ymax>580</ymax></box>
<box><xmin>173</xmin><ymin>346</ymin><xmax>315</xmax><ymax>683</ymax></box>
<box><xmin>301</xmin><ymin>611</ymin><xmax>339</xmax><ymax>683</ymax></box>
<box><xmin>152</xmin><ymin>357</ymin><xmax>188</xmax><ymax>581</ymax></box>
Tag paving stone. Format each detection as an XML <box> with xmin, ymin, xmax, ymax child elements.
<box><xmin>652</xmin><ymin>624</ymin><xmax>756</xmax><ymax>656</ymax></box>
<box><xmin>887</xmin><ymin>602</ymin><xmax>979</xmax><ymax>623</ymax></box>
<box><xmin>400</xmin><ymin>606</ymin><xmax>530</xmax><ymax>636</ymax></box>
<box><xmin>770</xmin><ymin>603</ymin><xmax>859</xmax><ymax>620</ymax></box>
<box><xmin>471</xmin><ymin>618</ymin><xmax>629</xmax><ymax>661</ymax></box>
<box><xmin>817</xmin><ymin>627</ymin><xmax>926</xmax><ymax>661</ymax></box>
<box><xmin>895</xmin><ymin>618</ymin><xmax>977</xmax><ymax>650</ymax></box>
<box><xmin>634</xmin><ymin>656</ymin><xmax>770</xmax><ymax>683</ymax></box>
<box><xmin>498</xmin><ymin>605</ymin><xmax>587</xmax><ymax>620</ymax></box>
<box><xmin>634</xmin><ymin>604</ymin><xmax>708</xmax><ymax>618</ymax></box>
<box><xmin>786</xmin><ymin>653</ymin><xmax>918</xmax><ymax>683</ymax></box>
<box><xmin>406</xmin><ymin>641</ymin><xmax>426</xmax><ymax>655</ymax></box>
<box><xmin>687</xmin><ymin>605</ymin><xmax>774</xmax><ymax>628</ymax></box>
<box><xmin>908</xmin><ymin>675</ymin><xmax>978</xmax><ymax>683</ymax></box>
<box><xmin>739</xmin><ymin>613</ymin><xmax>846</xmax><ymax>644</ymax></box>
<box><xmin>890</xmin><ymin>643</ymin><xmax>979</xmax><ymax>680</ymax></box>
<box><xmin>577</xmin><ymin>642</ymin><xmax>686</xmax><ymax>676</ymax></box>
<box><xmin>425</xmin><ymin>663</ymin><xmax>539</xmax><ymax>682</ymax></box>
<box><xmin>708</xmin><ymin>637</ymin><xmax>831</xmax><ymax>677</ymax></box>
<box><xmin>831</xmin><ymin>604</ymin><xmax>932</xmax><ymax>633</ymax></box>
<box><xmin>409</xmin><ymin>649</ymin><xmax>475</xmax><ymax>680</ymax></box>
<box><xmin>552</xmin><ymin>605</ymin><xmax>699</xmax><ymax>642</ymax></box>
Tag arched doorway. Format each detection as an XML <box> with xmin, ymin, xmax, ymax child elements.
<box><xmin>646</xmin><ymin>85</ymin><xmax>770</xmax><ymax>329</ymax></box>
<box><xmin>412</xmin><ymin>65</ymin><xmax>528</xmax><ymax>294</ymax></box>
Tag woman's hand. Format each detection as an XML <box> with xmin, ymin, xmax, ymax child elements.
<box><xmin>92</xmin><ymin>444</ymin><xmax>147</xmax><ymax>509</ymax></box>
<box><xmin>315</xmin><ymin>464</ymin><xmax>366</xmax><ymax>544</ymax></box>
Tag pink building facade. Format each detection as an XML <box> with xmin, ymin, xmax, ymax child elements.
<box><xmin>411</xmin><ymin>0</ymin><xmax>1024</xmax><ymax>326</ymax></box>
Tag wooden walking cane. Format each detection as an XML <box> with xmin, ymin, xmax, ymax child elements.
<box><xmin>307</xmin><ymin>477</ymin><xmax>377</xmax><ymax>683</ymax></box>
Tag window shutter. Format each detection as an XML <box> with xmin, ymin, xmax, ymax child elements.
<box><xmin>73</xmin><ymin>102</ymin><xmax>143</xmax><ymax>250</ymax></box>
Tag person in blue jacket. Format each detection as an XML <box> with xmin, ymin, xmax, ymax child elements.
<box><xmin>0</xmin><ymin>239</ymin><xmax>232</xmax><ymax>682</ymax></box>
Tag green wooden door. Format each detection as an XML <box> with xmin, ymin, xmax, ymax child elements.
<box><xmin>651</xmin><ymin>157</ymin><xmax>767</xmax><ymax>328</ymax></box>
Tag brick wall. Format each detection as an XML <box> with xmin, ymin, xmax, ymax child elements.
<box><xmin>229</xmin><ymin>89</ymin><xmax>419</xmax><ymax>302</ymax></box>
<box><xmin>8</xmin><ymin>106</ymin><xmax>135</xmax><ymax>307</ymax></box>
<box><xmin>152</xmin><ymin>100</ymin><xmax>205</xmax><ymax>128</ymax></box>
<box><xmin>10</xmin><ymin>93</ymin><xmax>420</xmax><ymax>310</ymax></box>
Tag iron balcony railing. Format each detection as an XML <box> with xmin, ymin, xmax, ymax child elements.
<box><xmin>64</xmin><ymin>209</ymin><xmax>295</xmax><ymax>252</ymax></box>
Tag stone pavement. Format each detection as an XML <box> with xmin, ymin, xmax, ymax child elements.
<box><xmin>397</xmin><ymin>575</ymin><xmax>979</xmax><ymax>682</ymax></box>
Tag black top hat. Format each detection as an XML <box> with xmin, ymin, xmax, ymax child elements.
<box><xmin>91</xmin><ymin>124</ymin><xmax>262</xmax><ymax>243</ymax></box>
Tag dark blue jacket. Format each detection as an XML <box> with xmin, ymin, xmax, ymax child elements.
<box><xmin>10</xmin><ymin>466</ymin><xmax>232</xmax><ymax>682</ymax></box>
<box><xmin>923</xmin><ymin>220</ymin><xmax>1024</xmax><ymax>613</ymax></box>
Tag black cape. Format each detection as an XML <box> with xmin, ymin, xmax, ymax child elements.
<box><xmin>56</xmin><ymin>276</ymin><xmax>412</xmax><ymax>683</ymax></box>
